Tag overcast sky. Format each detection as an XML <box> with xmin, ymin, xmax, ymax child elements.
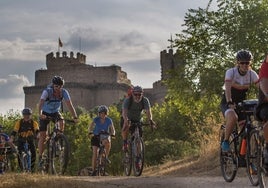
<box><xmin>0</xmin><ymin>0</ymin><xmax>216</xmax><ymax>115</ymax></box>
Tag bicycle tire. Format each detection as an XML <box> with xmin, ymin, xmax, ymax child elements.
<box><xmin>51</xmin><ymin>134</ymin><xmax>70</xmax><ymax>175</ymax></box>
<box><xmin>123</xmin><ymin>140</ymin><xmax>132</xmax><ymax>176</ymax></box>
<box><xmin>246</xmin><ymin>129</ymin><xmax>259</xmax><ymax>186</ymax></box>
<box><xmin>97</xmin><ymin>147</ymin><xmax>107</xmax><ymax>176</ymax></box>
<box><xmin>132</xmin><ymin>137</ymin><xmax>145</xmax><ymax>177</ymax></box>
<box><xmin>220</xmin><ymin>130</ymin><xmax>238</xmax><ymax>182</ymax></box>
<box><xmin>257</xmin><ymin>130</ymin><xmax>268</xmax><ymax>188</ymax></box>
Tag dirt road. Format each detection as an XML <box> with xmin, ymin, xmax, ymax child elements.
<box><xmin>0</xmin><ymin>174</ymin><xmax>257</xmax><ymax>188</ymax></box>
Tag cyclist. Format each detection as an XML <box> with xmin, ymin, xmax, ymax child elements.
<box><xmin>256</xmin><ymin>55</ymin><xmax>268</xmax><ymax>170</ymax></box>
<box><xmin>38</xmin><ymin>76</ymin><xmax>78</xmax><ymax>166</ymax></box>
<box><xmin>88</xmin><ymin>105</ymin><xmax>115</xmax><ymax>176</ymax></box>
<box><xmin>220</xmin><ymin>50</ymin><xmax>259</xmax><ymax>152</ymax></box>
<box><xmin>0</xmin><ymin>125</ymin><xmax>16</xmax><ymax>174</ymax></box>
<box><xmin>121</xmin><ymin>85</ymin><xmax>156</xmax><ymax>151</ymax></box>
<box><xmin>10</xmin><ymin>108</ymin><xmax>39</xmax><ymax>171</ymax></box>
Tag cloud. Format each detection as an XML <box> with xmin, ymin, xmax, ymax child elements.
<box><xmin>0</xmin><ymin>75</ymin><xmax>31</xmax><ymax>98</ymax></box>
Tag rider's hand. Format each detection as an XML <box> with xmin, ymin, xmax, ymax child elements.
<box><xmin>39</xmin><ymin>114</ymin><xmax>46</xmax><ymax>120</ymax></box>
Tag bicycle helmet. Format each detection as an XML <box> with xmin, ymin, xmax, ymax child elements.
<box><xmin>98</xmin><ymin>105</ymin><xmax>109</xmax><ymax>114</ymax></box>
<box><xmin>132</xmin><ymin>86</ymin><xmax>143</xmax><ymax>93</ymax></box>
<box><xmin>236</xmin><ymin>50</ymin><xmax>253</xmax><ymax>62</ymax></box>
<box><xmin>22</xmin><ymin>108</ymin><xmax>32</xmax><ymax>115</ymax></box>
<box><xmin>52</xmin><ymin>76</ymin><xmax>64</xmax><ymax>86</ymax></box>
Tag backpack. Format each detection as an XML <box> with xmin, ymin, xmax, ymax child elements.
<box><xmin>45</xmin><ymin>86</ymin><xmax>64</xmax><ymax>112</ymax></box>
<box><xmin>18</xmin><ymin>119</ymin><xmax>34</xmax><ymax>135</ymax></box>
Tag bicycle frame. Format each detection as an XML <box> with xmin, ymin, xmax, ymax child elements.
<box><xmin>21</xmin><ymin>141</ymin><xmax>31</xmax><ymax>172</ymax></box>
<box><xmin>95</xmin><ymin>132</ymin><xmax>109</xmax><ymax>176</ymax></box>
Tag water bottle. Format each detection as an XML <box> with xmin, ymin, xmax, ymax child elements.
<box><xmin>240</xmin><ymin>138</ymin><xmax>247</xmax><ymax>156</ymax></box>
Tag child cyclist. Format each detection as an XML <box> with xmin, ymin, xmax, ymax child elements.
<box><xmin>88</xmin><ymin>105</ymin><xmax>115</xmax><ymax>176</ymax></box>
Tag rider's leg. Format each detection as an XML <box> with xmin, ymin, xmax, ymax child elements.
<box><xmin>58</xmin><ymin>119</ymin><xmax>65</xmax><ymax>132</ymax></box>
<box><xmin>29</xmin><ymin>140</ymin><xmax>36</xmax><ymax>171</ymax></box>
<box><xmin>122</xmin><ymin>122</ymin><xmax>130</xmax><ymax>150</ymax></box>
<box><xmin>91</xmin><ymin>146</ymin><xmax>98</xmax><ymax>172</ymax></box>
<box><xmin>38</xmin><ymin>131</ymin><xmax>46</xmax><ymax>158</ymax></box>
<box><xmin>224</xmin><ymin>109</ymin><xmax>238</xmax><ymax>140</ymax></box>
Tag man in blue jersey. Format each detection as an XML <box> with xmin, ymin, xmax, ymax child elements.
<box><xmin>37</xmin><ymin>76</ymin><xmax>78</xmax><ymax>165</ymax></box>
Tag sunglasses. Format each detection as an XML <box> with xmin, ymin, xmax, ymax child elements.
<box><xmin>239</xmin><ymin>61</ymin><xmax>250</xmax><ymax>65</ymax></box>
<box><xmin>133</xmin><ymin>93</ymin><xmax>142</xmax><ymax>97</ymax></box>
<box><xmin>54</xmin><ymin>85</ymin><xmax>62</xmax><ymax>88</ymax></box>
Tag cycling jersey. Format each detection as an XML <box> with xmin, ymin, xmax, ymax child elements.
<box><xmin>123</xmin><ymin>96</ymin><xmax>150</xmax><ymax>122</ymax></box>
<box><xmin>92</xmin><ymin>117</ymin><xmax>113</xmax><ymax>135</ymax></box>
<box><xmin>222</xmin><ymin>67</ymin><xmax>258</xmax><ymax>104</ymax></box>
<box><xmin>40</xmin><ymin>87</ymin><xmax>71</xmax><ymax>113</ymax></box>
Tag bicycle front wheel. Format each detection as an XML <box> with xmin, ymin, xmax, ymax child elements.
<box><xmin>246</xmin><ymin>129</ymin><xmax>259</xmax><ymax>186</ymax></box>
<box><xmin>51</xmin><ymin>134</ymin><xmax>70</xmax><ymax>175</ymax></box>
<box><xmin>132</xmin><ymin>137</ymin><xmax>144</xmax><ymax>177</ymax></box>
<box><xmin>123</xmin><ymin>140</ymin><xmax>132</xmax><ymax>176</ymax></box>
<box><xmin>257</xmin><ymin>130</ymin><xmax>268</xmax><ymax>188</ymax></box>
<box><xmin>97</xmin><ymin>148</ymin><xmax>107</xmax><ymax>176</ymax></box>
<box><xmin>220</xmin><ymin>131</ymin><xmax>238</xmax><ymax>182</ymax></box>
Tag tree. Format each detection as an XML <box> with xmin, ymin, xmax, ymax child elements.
<box><xmin>171</xmin><ymin>0</ymin><xmax>268</xmax><ymax>98</ymax></box>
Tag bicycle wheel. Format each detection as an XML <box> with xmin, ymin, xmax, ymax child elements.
<box><xmin>51</xmin><ymin>134</ymin><xmax>70</xmax><ymax>175</ymax></box>
<box><xmin>19</xmin><ymin>152</ymin><xmax>29</xmax><ymax>172</ymax></box>
<box><xmin>132</xmin><ymin>137</ymin><xmax>145</xmax><ymax>177</ymax></box>
<box><xmin>123</xmin><ymin>140</ymin><xmax>132</xmax><ymax>176</ymax></box>
<box><xmin>257</xmin><ymin>131</ymin><xmax>268</xmax><ymax>188</ymax></box>
<box><xmin>246</xmin><ymin>129</ymin><xmax>259</xmax><ymax>186</ymax></box>
<box><xmin>220</xmin><ymin>131</ymin><xmax>238</xmax><ymax>182</ymax></box>
<box><xmin>97</xmin><ymin>148</ymin><xmax>107</xmax><ymax>176</ymax></box>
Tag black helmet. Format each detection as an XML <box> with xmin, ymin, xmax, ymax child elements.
<box><xmin>98</xmin><ymin>105</ymin><xmax>109</xmax><ymax>114</ymax></box>
<box><xmin>236</xmin><ymin>50</ymin><xmax>253</xmax><ymax>62</ymax></box>
<box><xmin>52</xmin><ymin>76</ymin><xmax>64</xmax><ymax>86</ymax></box>
<box><xmin>22</xmin><ymin>108</ymin><xmax>32</xmax><ymax>115</ymax></box>
<box><xmin>133</xmin><ymin>85</ymin><xmax>143</xmax><ymax>93</ymax></box>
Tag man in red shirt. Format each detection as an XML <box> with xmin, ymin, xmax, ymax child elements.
<box><xmin>257</xmin><ymin>56</ymin><xmax>268</xmax><ymax>169</ymax></box>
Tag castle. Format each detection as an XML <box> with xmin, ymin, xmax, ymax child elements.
<box><xmin>23</xmin><ymin>49</ymin><xmax>176</xmax><ymax>111</ymax></box>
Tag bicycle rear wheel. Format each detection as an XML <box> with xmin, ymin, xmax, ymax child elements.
<box><xmin>132</xmin><ymin>137</ymin><xmax>145</xmax><ymax>177</ymax></box>
<box><xmin>246</xmin><ymin>129</ymin><xmax>259</xmax><ymax>186</ymax></box>
<box><xmin>220</xmin><ymin>129</ymin><xmax>238</xmax><ymax>182</ymax></box>
<box><xmin>51</xmin><ymin>134</ymin><xmax>70</xmax><ymax>175</ymax></box>
<box><xmin>123</xmin><ymin>140</ymin><xmax>132</xmax><ymax>176</ymax></box>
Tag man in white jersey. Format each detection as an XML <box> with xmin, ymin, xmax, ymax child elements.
<box><xmin>220</xmin><ymin>50</ymin><xmax>259</xmax><ymax>152</ymax></box>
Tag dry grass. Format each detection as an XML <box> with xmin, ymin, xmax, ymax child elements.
<box><xmin>0</xmin><ymin>124</ymin><xmax>226</xmax><ymax>187</ymax></box>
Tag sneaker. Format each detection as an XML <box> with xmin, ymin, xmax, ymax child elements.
<box><xmin>221</xmin><ymin>140</ymin><xmax>230</xmax><ymax>152</ymax></box>
<box><xmin>135</xmin><ymin>156</ymin><xmax>141</xmax><ymax>170</ymax></box>
<box><xmin>91</xmin><ymin>170</ymin><xmax>97</xmax><ymax>176</ymax></box>
<box><xmin>250</xmin><ymin>164</ymin><xmax>257</xmax><ymax>175</ymax></box>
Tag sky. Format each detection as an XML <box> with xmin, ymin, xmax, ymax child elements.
<box><xmin>0</xmin><ymin>0</ymin><xmax>216</xmax><ymax>115</ymax></box>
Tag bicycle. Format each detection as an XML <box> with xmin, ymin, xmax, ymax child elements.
<box><xmin>0</xmin><ymin>146</ymin><xmax>13</xmax><ymax>174</ymax></box>
<box><xmin>219</xmin><ymin>99</ymin><xmax>259</xmax><ymax>186</ymax></box>
<box><xmin>40</xmin><ymin>117</ymin><xmax>72</xmax><ymax>175</ymax></box>
<box><xmin>123</xmin><ymin>121</ymin><xmax>151</xmax><ymax>177</ymax></box>
<box><xmin>18</xmin><ymin>140</ymin><xmax>31</xmax><ymax>172</ymax></box>
<box><xmin>94</xmin><ymin>131</ymin><xmax>112</xmax><ymax>176</ymax></box>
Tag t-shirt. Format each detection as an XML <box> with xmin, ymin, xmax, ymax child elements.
<box><xmin>40</xmin><ymin>87</ymin><xmax>71</xmax><ymax>113</ymax></box>
<box><xmin>0</xmin><ymin>133</ymin><xmax>9</xmax><ymax>148</ymax></box>
<box><xmin>92</xmin><ymin>117</ymin><xmax>113</xmax><ymax>135</ymax></box>
<box><xmin>258</xmin><ymin>61</ymin><xmax>268</xmax><ymax>104</ymax></box>
<box><xmin>223</xmin><ymin>67</ymin><xmax>259</xmax><ymax>104</ymax></box>
<box><xmin>123</xmin><ymin>96</ymin><xmax>150</xmax><ymax>122</ymax></box>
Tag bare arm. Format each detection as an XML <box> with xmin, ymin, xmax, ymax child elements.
<box><xmin>225</xmin><ymin>81</ymin><xmax>232</xmax><ymax>102</ymax></box>
<box><xmin>260</xmin><ymin>77</ymin><xmax>268</xmax><ymax>98</ymax></box>
<box><xmin>65</xmin><ymin>100</ymin><xmax>78</xmax><ymax>119</ymax></box>
<box><xmin>38</xmin><ymin>99</ymin><xmax>45</xmax><ymax>116</ymax></box>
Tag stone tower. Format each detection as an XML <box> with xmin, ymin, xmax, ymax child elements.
<box><xmin>23</xmin><ymin>51</ymin><xmax>131</xmax><ymax>112</ymax></box>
